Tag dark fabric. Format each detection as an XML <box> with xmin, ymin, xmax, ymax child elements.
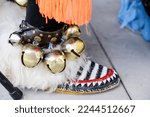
<box><xmin>26</xmin><ymin>0</ymin><xmax>64</xmax><ymax>31</ymax></box>
<box><xmin>142</xmin><ymin>0</ymin><xmax>150</xmax><ymax>17</ymax></box>
<box><xmin>7</xmin><ymin>0</ymin><xmax>15</xmax><ymax>2</ymax></box>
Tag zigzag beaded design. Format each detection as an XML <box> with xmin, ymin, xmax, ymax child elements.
<box><xmin>57</xmin><ymin>61</ymin><xmax>120</xmax><ymax>93</ymax></box>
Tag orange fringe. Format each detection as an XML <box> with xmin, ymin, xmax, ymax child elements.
<box><xmin>36</xmin><ymin>0</ymin><xmax>92</xmax><ymax>26</ymax></box>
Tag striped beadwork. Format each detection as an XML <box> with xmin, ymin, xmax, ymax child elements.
<box><xmin>57</xmin><ymin>60</ymin><xmax>120</xmax><ymax>94</ymax></box>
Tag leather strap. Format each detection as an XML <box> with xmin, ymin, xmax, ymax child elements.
<box><xmin>17</xmin><ymin>20</ymin><xmax>65</xmax><ymax>47</ymax></box>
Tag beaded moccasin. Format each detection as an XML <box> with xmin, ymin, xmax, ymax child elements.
<box><xmin>56</xmin><ymin>60</ymin><xmax>120</xmax><ymax>94</ymax></box>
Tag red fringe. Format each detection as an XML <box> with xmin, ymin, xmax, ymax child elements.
<box><xmin>36</xmin><ymin>0</ymin><xmax>92</xmax><ymax>25</ymax></box>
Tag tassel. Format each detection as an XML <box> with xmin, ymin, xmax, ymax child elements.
<box><xmin>36</xmin><ymin>0</ymin><xmax>92</xmax><ymax>26</ymax></box>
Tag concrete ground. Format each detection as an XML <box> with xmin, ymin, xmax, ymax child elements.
<box><xmin>0</xmin><ymin>0</ymin><xmax>150</xmax><ymax>100</ymax></box>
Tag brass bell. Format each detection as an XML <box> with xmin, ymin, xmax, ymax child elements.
<box><xmin>61</xmin><ymin>37</ymin><xmax>85</xmax><ymax>60</ymax></box>
<box><xmin>64</xmin><ymin>25</ymin><xmax>81</xmax><ymax>39</ymax></box>
<box><xmin>44</xmin><ymin>50</ymin><xmax>66</xmax><ymax>74</ymax></box>
<box><xmin>15</xmin><ymin>0</ymin><xmax>27</xmax><ymax>7</ymax></box>
<box><xmin>21</xmin><ymin>44</ymin><xmax>43</xmax><ymax>68</ymax></box>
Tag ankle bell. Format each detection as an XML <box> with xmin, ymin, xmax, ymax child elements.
<box><xmin>21</xmin><ymin>44</ymin><xmax>43</xmax><ymax>68</ymax></box>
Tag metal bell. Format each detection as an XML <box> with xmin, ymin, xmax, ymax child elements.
<box><xmin>61</xmin><ymin>37</ymin><xmax>85</xmax><ymax>60</ymax></box>
<box><xmin>44</xmin><ymin>50</ymin><xmax>66</xmax><ymax>74</ymax></box>
<box><xmin>9</xmin><ymin>33</ymin><xmax>21</xmax><ymax>46</ymax></box>
<box><xmin>64</xmin><ymin>25</ymin><xmax>81</xmax><ymax>39</ymax></box>
<box><xmin>21</xmin><ymin>44</ymin><xmax>43</xmax><ymax>68</ymax></box>
<box><xmin>15</xmin><ymin>0</ymin><xmax>27</xmax><ymax>7</ymax></box>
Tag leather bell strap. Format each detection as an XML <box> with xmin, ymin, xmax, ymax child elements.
<box><xmin>9</xmin><ymin>21</ymin><xmax>85</xmax><ymax>74</ymax></box>
<box><xmin>18</xmin><ymin>21</ymin><xmax>64</xmax><ymax>46</ymax></box>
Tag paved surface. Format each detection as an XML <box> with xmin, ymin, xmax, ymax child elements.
<box><xmin>0</xmin><ymin>0</ymin><xmax>150</xmax><ymax>100</ymax></box>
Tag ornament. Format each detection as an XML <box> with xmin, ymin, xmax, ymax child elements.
<box><xmin>15</xmin><ymin>0</ymin><xmax>27</xmax><ymax>7</ymax></box>
<box><xmin>44</xmin><ymin>50</ymin><xmax>66</xmax><ymax>74</ymax></box>
<box><xmin>61</xmin><ymin>37</ymin><xmax>85</xmax><ymax>60</ymax></box>
<box><xmin>21</xmin><ymin>44</ymin><xmax>43</xmax><ymax>68</ymax></box>
<box><xmin>9</xmin><ymin>21</ymin><xmax>86</xmax><ymax>74</ymax></box>
<box><xmin>64</xmin><ymin>25</ymin><xmax>81</xmax><ymax>39</ymax></box>
<box><xmin>9</xmin><ymin>33</ymin><xmax>21</xmax><ymax>46</ymax></box>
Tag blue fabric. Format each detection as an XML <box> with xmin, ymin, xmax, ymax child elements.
<box><xmin>118</xmin><ymin>0</ymin><xmax>150</xmax><ymax>41</ymax></box>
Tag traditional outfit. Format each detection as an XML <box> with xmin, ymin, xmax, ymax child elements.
<box><xmin>1</xmin><ymin>0</ymin><xmax>120</xmax><ymax>95</ymax></box>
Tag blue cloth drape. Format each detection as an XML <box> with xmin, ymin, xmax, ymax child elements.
<box><xmin>118</xmin><ymin>0</ymin><xmax>150</xmax><ymax>41</ymax></box>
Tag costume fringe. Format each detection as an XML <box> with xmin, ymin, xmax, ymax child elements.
<box><xmin>36</xmin><ymin>0</ymin><xmax>92</xmax><ymax>25</ymax></box>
